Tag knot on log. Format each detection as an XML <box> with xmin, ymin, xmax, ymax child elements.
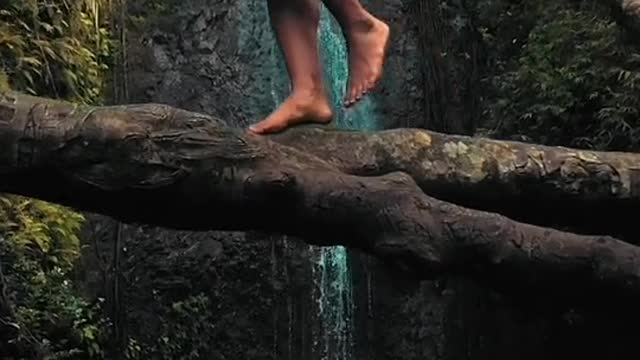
<box><xmin>242</xmin><ymin>170</ymin><xmax>299</xmax><ymax>211</ymax></box>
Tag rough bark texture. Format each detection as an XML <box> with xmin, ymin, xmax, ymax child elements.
<box><xmin>6</xmin><ymin>91</ymin><xmax>638</xmax><ymax>238</ymax></box>
<box><xmin>1</xmin><ymin>92</ymin><xmax>640</xmax><ymax>301</ymax></box>
<box><xmin>608</xmin><ymin>0</ymin><xmax>640</xmax><ymax>35</ymax></box>
<box><xmin>625</xmin><ymin>0</ymin><xmax>640</xmax><ymax>15</ymax></box>
<box><xmin>272</xmin><ymin>127</ymin><xmax>640</xmax><ymax>241</ymax></box>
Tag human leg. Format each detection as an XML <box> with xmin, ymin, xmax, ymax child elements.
<box><xmin>249</xmin><ymin>0</ymin><xmax>332</xmax><ymax>134</ymax></box>
<box><xmin>321</xmin><ymin>0</ymin><xmax>389</xmax><ymax>106</ymax></box>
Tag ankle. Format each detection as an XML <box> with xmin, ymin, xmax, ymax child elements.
<box><xmin>291</xmin><ymin>85</ymin><xmax>327</xmax><ymax>100</ymax></box>
<box><xmin>341</xmin><ymin>11</ymin><xmax>377</xmax><ymax>34</ymax></box>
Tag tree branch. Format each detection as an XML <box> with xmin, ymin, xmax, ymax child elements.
<box><xmin>1</xmin><ymin>92</ymin><xmax>640</xmax><ymax>300</ymax></box>
<box><xmin>271</xmin><ymin>127</ymin><xmax>640</xmax><ymax>241</ymax></box>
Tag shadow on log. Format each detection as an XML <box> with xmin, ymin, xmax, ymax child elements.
<box><xmin>1</xmin><ymin>91</ymin><xmax>639</xmax><ymax>303</ymax></box>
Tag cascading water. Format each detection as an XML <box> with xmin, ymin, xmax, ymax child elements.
<box><xmin>318</xmin><ymin>6</ymin><xmax>380</xmax><ymax>131</ymax></box>
<box><xmin>237</xmin><ymin>2</ymin><xmax>380</xmax><ymax>359</ymax></box>
<box><xmin>313</xmin><ymin>6</ymin><xmax>380</xmax><ymax>360</ymax></box>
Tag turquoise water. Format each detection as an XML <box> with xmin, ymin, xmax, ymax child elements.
<box><xmin>319</xmin><ymin>6</ymin><xmax>380</xmax><ymax>130</ymax></box>
<box><xmin>238</xmin><ymin>2</ymin><xmax>380</xmax><ymax>359</ymax></box>
<box><xmin>314</xmin><ymin>6</ymin><xmax>380</xmax><ymax>360</ymax></box>
<box><xmin>318</xmin><ymin>6</ymin><xmax>380</xmax><ymax>131</ymax></box>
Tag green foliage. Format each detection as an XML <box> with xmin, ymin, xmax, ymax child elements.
<box><xmin>0</xmin><ymin>197</ymin><xmax>107</xmax><ymax>359</ymax></box>
<box><xmin>0</xmin><ymin>0</ymin><xmax>113</xmax><ymax>103</ymax></box>
<box><xmin>0</xmin><ymin>197</ymin><xmax>84</xmax><ymax>270</ymax></box>
<box><xmin>489</xmin><ymin>5</ymin><xmax>640</xmax><ymax>150</ymax></box>
<box><xmin>0</xmin><ymin>1</ymin><xmax>114</xmax><ymax>359</ymax></box>
<box><xmin>126</xmin><ymin>294</ymin><xmax>216</xmax><ymax>360</ymax></box>
<box><xmin>9</xmin><ymin>257</ymin><xmax>107</xmax><ymax>359</ymax></box>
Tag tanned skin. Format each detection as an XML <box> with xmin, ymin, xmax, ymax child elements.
<box><xmin>248</xmin><ymin>0</ymin><xmax>390</xmax><ymax>135</ymax></box>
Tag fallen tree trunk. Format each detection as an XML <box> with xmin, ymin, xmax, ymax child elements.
<box><xmin>1</xmin><ymin>92</ymin><xmax>640</xmax><ymax>300</ymax></box>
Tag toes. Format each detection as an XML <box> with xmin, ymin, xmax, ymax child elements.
<box><xmin>248</xmin><ymin>124</ymin><xmax>266</xmax><ymax>134</ymax></box>
<box><xmin>344</xmin><ymin>83</ymin><xmax>353</xmax><ymax>106</ymax></box>
<box><xmin>249</xmin><ymin>118</ymin><xmax>281</xmax><ymax>135</ymax></box>
<box><xmin>344</xmin><ymin>84</ymin><xmax>369</xmax><ymax>107</ymax></box>
<box><xmin>251</xmin><ymin>121</ymin><xmax>286</xmax><ymax>135</ymax></box>
<box><xmin>345</xmin><ymin>87</ymin><xmax>358</xmax><ymax>107</ymax></box>
<box><xmin>345</xmin><ymin>72</ymin><xmax>383</xmax><ymax>107</ymax></box>
<box><xmin>354</xmin><ymin>87</ymin><xmax>363</xmax><ymax>102</ymax></box>
<box><xmin>351</xmin><ymin>85</ymin><xmax>360</xmax><ymax>102</ymax></box>
<box><xmin>355</xmin><ymin>83</ymin><xmax>370</xmax><ymax>103</ymax></box>
<box><xmin>248</xmin><ymin>121</ymin><xmax>273</xmax><ymax>134</ymax></box>
<box><xmin>363</xmin><ymin>80</ymin><xmax>374</xmax><ymax>95</ymax></box>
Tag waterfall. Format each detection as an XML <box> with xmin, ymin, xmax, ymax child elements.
<box><xmin>237</xmin><ymin>2</ymin><xmax>380</xmax><ymax>359</ymax></box>
<box><xmin>313</xmin><ymin>7</ymin><xmax>380</xmax><ymax>360</ymax></box>
<box><xmin>318</xmin><ymin>6</ymin><xmax>380</xmax><ymax>132</ymax></box>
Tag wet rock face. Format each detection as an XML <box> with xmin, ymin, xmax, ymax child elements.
<box><xmin>126</xmin><ymin>0</ymin><xmax>256</xmax><ymax>126</ymax></box>
<box><xmin>126</xmin><ymin>0</ymin><xmax>424</xmax><ymax>129</ymax></box>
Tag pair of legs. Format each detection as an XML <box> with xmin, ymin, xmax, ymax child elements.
<box><xmin>249</xmin><ymin>0</ymin><xmax>390</xmax><ymax>134</ymax></box>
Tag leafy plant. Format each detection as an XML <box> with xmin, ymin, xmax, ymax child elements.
<box><xmin>0</xmin><ymin>197</ymin><xmax>84</xmax><ymax>270</ymax></box>
<box><xmin>136</xmin><ymin>294</ymin><xmax>217</xmax><ymax>360</ymax></box>
<box><xmin>0</xmin><ymin>198</ymin><xmax>107</xmax><ymax>359</ymax></box>
<box><xmin>0</xmin><ymin>0</ymin><xmax>113</xmax><ymax>104</ymax></box>
<box><xmin>0</xmin><ymin>1</ymin><xmax>114</xmax><ymax>359</ymax></box>
<box><xmin>488</xmin><ymin>5</ymin><xmax>640</xmax><ymax>151</ymax></box>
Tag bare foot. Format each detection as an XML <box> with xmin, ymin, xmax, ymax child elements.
<box><xmin>344</xmin><ymin>16</ymin><xmax>390</xmax><ymax>107</ymax></box>
<box><xmin>249</xmin><ymin>90</ymin><xmax>333</xmax><ymax>134</ymax></box>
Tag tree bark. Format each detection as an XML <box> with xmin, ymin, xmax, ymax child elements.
<box><xmin>270</xmin><ymin>127</ymin><xmax>640</xmax><ymax>241</ymax></box>
<box><xmin>604</xmin><ymin>0</ymin><xmax>640</xmax><ymax>36</ymax></box>
<box><xmin>1</xmin><ymin>91</ymin><xmax>640</xmax><ymax>300</ymax></box>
